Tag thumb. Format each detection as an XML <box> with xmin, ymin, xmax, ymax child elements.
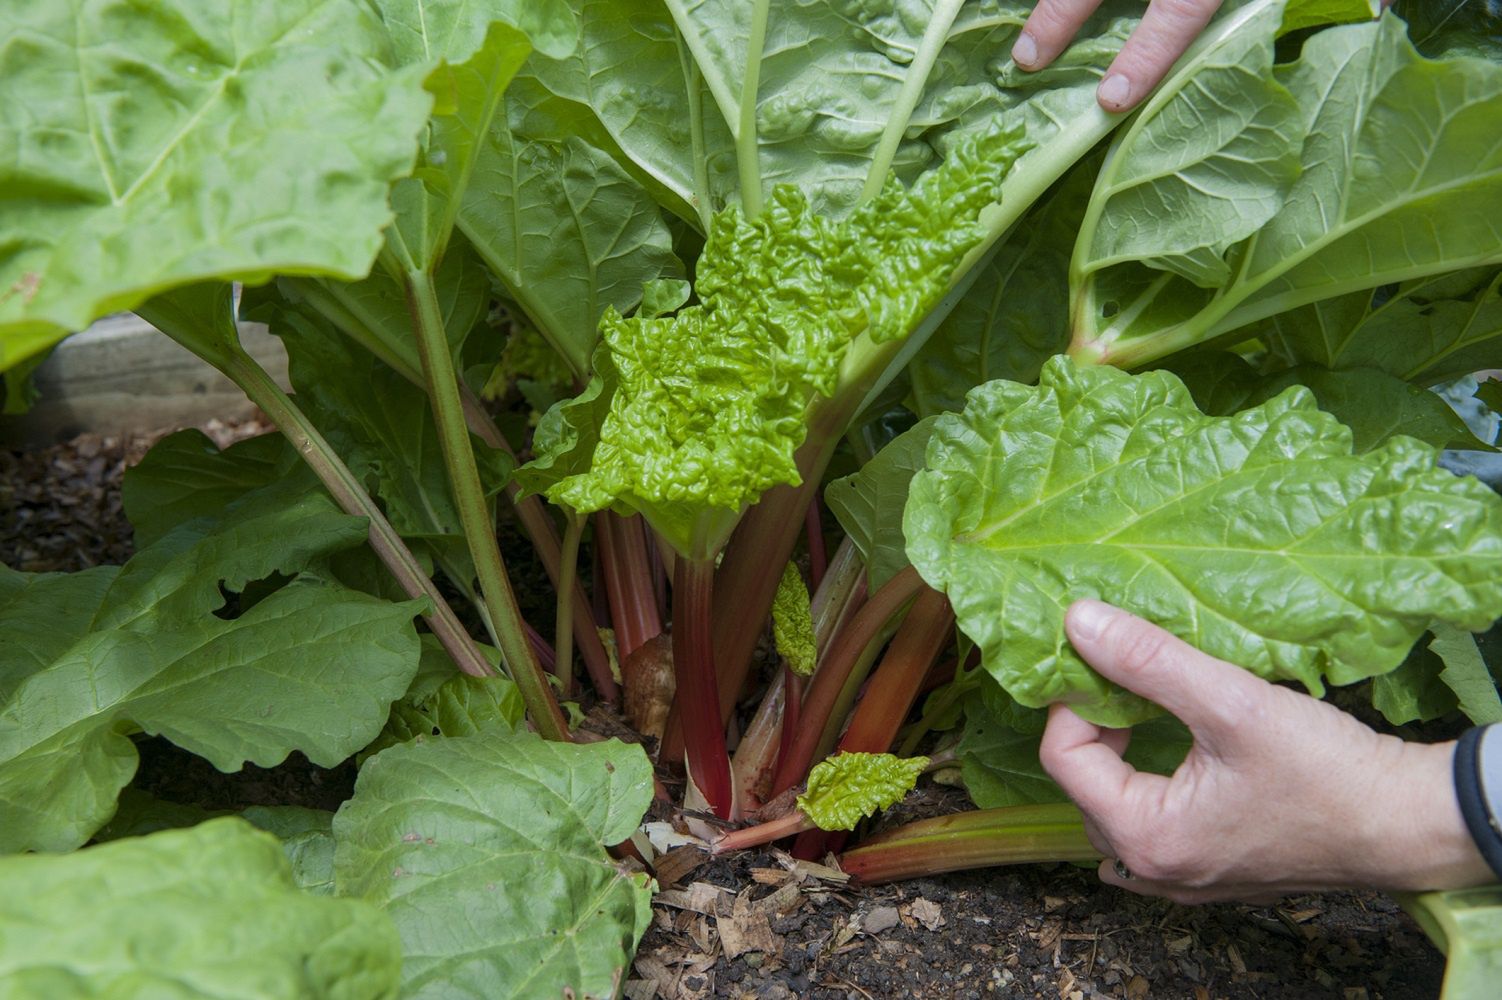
<box><xmin>1064</xmin><ymin>600</ymin><xmax>1267</xmax><ymax>743</ymax></box>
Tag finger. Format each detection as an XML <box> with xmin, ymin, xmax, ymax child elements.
<box><xmin>1099</xmin><ymin>724</ymin><xmax>1132</xmax><ymax>758</ymax></box>
<box><xmin>1039</xmin><ymin>703</ymin><xmax>1146</xmax><ymax>820</ymax></box>
<box><xmin>1064</xmin><ymin>600</ymin><xmax>1267</xmax><ymax>742</ymax></box>
<box><xmin>1096</xmin><ymin>0</ymin><xmax>1224</xmax><ymax>111</ymax></box>
<box><xmin>1081</xmin><ymin>815</ymin><xmax>1116</xmax><ymax>857</ymax></box>
<box><xmin>1013</xmin><ymin>0</ymin><xmax>1105</xmax><ymax>70</ymax></box>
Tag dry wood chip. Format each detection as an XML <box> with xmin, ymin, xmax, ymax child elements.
<box><xmin>860</xmin><ymin>906</ymin><xmax>901</xmax><ymax>935</ymax></box>
<box><xmin>906</xmin><ymin>897</ymin><xmax>944</xmax><ymax>932</ymax></box>
<box><xmin>1125</xmin><ymin>973</ymin><xmax>1150</xmax><ymax>1000</ymax></box>
<box><xmin>1036</xmin><ymin>916</ymin><xmax>1064</xmax><ymax>952</ymax></box>
<box><xmin>758</xmin><ymin>882</ymin><xmax>802</xmax><ymax>917</ymax></box>
<box><xmin>771</xmin><ymin>851</ymin><xmax>849</xmax><ymax>885</ymax></box>
<box><xmin>1227</xmin><ymin>941</ymin><xmax>1248</xmax><ymax>974</ymax></box>
<box><xmin>1165</xmin><ymin>933</ymin><xmax>1194</xmax><ymax>954</ymax></box>
<box><xmin>717</xmin><ymin>887</ymin><xmax>781</xmax><ymax>960</ymax></box>
<box><xmin>749</xmin><ymin>867</ymin><xmax>791</xmax><ymax>886</ymax></box>
<box><xmin>622</xmin><ymin>979</ymin><xmax>657</xmax><ymax>1000</ymax></box>
<box><xmin>1194</xmin><ymin>987</ymin><xmax>1211</xmax><ymax>1000</ymax></box>
<box><xmin>652</xmin><ymin>846</ymin><xmax>710</xmax><ymax>888</ymax></box>
<box><xmin>633</xmin><ymin>954</ymin><xmax>678</xmax><ymax>998</ymax></box>
<box><xmin>655</xmin><ymin>882</ymin><xmax>724</xmax><ymax>915</ymax></box>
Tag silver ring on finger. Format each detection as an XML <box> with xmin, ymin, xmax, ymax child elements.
<box><xmin>1112</xmin><ymin>858</ymin><xmax>1133</xmax><ymax>880</ymax></box>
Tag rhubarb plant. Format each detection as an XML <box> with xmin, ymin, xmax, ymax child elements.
<box><xmin>3</xmin><ymin>0</ymin><xmax>1502</xmax><ymax>995</ymax></box>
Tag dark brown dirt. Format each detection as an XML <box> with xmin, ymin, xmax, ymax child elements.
<box><xmin>631</xmin><ymin>847</ymin><xmax>1442</xmax><ymax>1000</ymax></box>
<box><xmin>4</xmin><ymin>422</ymin><xmax>1451</xmax><ymax>1000</ymax></box>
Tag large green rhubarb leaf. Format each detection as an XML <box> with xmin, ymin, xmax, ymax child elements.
<box><xmin>1265</xmin><ymin>269</ymin><xmax>1502</xmax><ymax>387</ymax></box>
<box><xmin>520</xmin><ymin>126</ymin><xmax>1026</xmax><ymax>559</ymax></box>
<box><xmin>0</xmin><ymin>0</ymin><xmax>433</xmax><ymax>370</ymax></box>
<box><xmin>334</xmin><ymin>732</ymin><xmax>654</xmax><ymax>1000</ymax></box>
<box><xmin>1073</xmin><ymin>14</ymin><xmax>1502</xmax><ymax>367</ymax></box>
<box><xmin>0</xmin><ymin>480</ymin><xmax>422</xmax><ymax>853</ymax></box>
<box><xmin>0</xmin><ymin>818</ymin><xmax>400</xmax><ymax>998</ymax></box>
<box><xmin>904</xmin><ymin>357</ymin><xmax>1502</xmax><ymax>727</ymax></box>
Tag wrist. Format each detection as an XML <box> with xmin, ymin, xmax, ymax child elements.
<box><xmin>1362</xmin><ymin>739</ymin><xmax>1493</xmax><ymax>892</ymax></box>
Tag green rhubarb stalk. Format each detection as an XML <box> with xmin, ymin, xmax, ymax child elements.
<box><xmin>838</xmin><ymin>805</ymin><xmax>1100</xmax><ymax>884</ymax></box>
<box><xmin>283</xmin><ymin>278</ymin><xmax>618</xmax><ymax>702</ymax></box>
<box><xmin>736</xmin><ymin>0</ymin><xmax>771</xmax><ymax>219</ymax></box>
<box><xmin>553</xmin><ymin>511</ymin><xmax>586</xmax><ymax>698</ymax></box>
<box><xmin>405</xmin><ymin>269</ymin><xmax>570</xmax><ymax>742</ymax></box>
<box><xmin>675</xmin><ymin>556</ymin><xmax>734</xmax><ymax>818</ymax></box>
<box><xmin>214</xmin><ymin>348</ymin><xmax>493</xmax><ymax>679</ymax></box>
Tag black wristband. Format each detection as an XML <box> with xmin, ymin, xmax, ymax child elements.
<box><xmin>1453</xmin><ymin>725</ymin><xmax>1502</xmax><ymax>881</ymax></box>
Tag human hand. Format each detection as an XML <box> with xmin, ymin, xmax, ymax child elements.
<box><xmin>1011</xmin><ymin>0</ymin><xmax>1224</xmax><ymax>112</ymax></box>
<box><xmin>1039</xmin><ymin>599</ymin><xmax>1493</xmax><ymax>904</ymax></box>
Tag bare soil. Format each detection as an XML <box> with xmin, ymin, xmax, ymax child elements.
<box><xmin>2</xmin><ymin>423</ymin><xmax>1449</xmax><ymax>1000</ymax></box>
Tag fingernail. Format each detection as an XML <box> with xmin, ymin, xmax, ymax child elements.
<box><xmin>1098</xmin><ymin>73</ymin><xmax>1132</xmax><ymax>109</ymax></box>
<box><xmin>1067</xmin><ymin>600</ymin><xmax>1116</xmax><ymax>642</ymax></box>
<box><xmin>1012</xmin><ymin>31</ymin><xmax>1038</xmax><ymax>67</ymax></box>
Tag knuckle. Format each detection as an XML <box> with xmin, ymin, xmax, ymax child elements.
<box><xmin>1027</xmin><ymin>0</ymin><xmax>1086</xmax><ymax>37</ymax></box>
<box><xmin>1150</xmin><ymin>0</ymin><xmax>1218</xmax><ymax>23</ymax></box>
<box><xmin>1110</xmin><ymin>621</ymin><xmax>1174</xmax><ymax>678</ymax></box>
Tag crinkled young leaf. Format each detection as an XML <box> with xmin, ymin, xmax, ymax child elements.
<box><xmin>1266</xmin><ymin>269</ymin><xmax>1502</xmax><ymax>387</ymax></box>
<box><xmin>828</xmin><ymin>417</ymin><xmax>938</xmax><ymax>591</ymax></box>
<box><xmin>0</xmin><ymin>0</ymin><xmax>433</xmax><ymax>370</ymax></box>
<box><xmin>798</xmin><ymin>752</ymin><xmax>928</xmax><ymax>832</ymax></box>
<box><xmin>0</xmin><ymin>483</ymin><xmax>422</xmax><ymax>853</ymax></box>
<box><xmin>0</xmin><ymin>818</ymin><xmax>400</xmax><ymax>999</ymax></box>
<box><xmin>522</xmin><ymin>126</ymin><xmax>1026</xmax><ymax>559</ymax></box>
<box><xmin>1075</xmin><ymin>15</ymin><xmax>1502</xmax><ymax>367</ymax></box>
<box><xmin>905</xmin><ymin>357</ymin><xmax>1502</xmax><ymax>727</ymax></box>
<box><xmin>772</xmin><ymin>564</ymin><xmax>816</xmax><ymax>677</ymax></box>
<box><xmin>334</xmin><ymin>732</ymin><xmax>654</xmax><ymax>1000</ymax></box>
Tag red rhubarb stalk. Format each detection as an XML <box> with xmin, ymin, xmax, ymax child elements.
<box><xmin>599</xmin><ymin>511</ymin><xmax>663</xmax><ymax>660</ymax></box>
<box><xmin>835</xmin><ymin>588</ymin><xmax>953</xmax><ymax>755</ymax></box>
<box><xmin>674</xmin><ymin>557</ymin><xmax>734</xmax><ymax>819</ymax></box>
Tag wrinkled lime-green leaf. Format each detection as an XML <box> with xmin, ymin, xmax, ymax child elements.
<box><xmin>798</xmin><ymin>752</ymin><xmax>928</xmax><ymax>832</ymax></box>
<box><xmin>905</xmin><ymin>357</ymin><xmax>1502</xmax><ymax>726</ymax></box>
<box><xmin>1402</xmin><ymin>886</ymin><xmax>1502</xmax><ymax>1000</ymax></box>
<box><xmin>1076</xmin><ymin>1</ymin><xmax>1302</xmax><ymax>288</ymax></box>
<box><xmin>361</xmin><ymin>636</ymin><xmax>522</xmax><ymax>762</ymax></box>
<box><xmin>0</xmin><ymin>818</ymin><xmax>400</xmax><ymax>999</ymax></box>
<box><xmin>1430</xmin><ymin>622</ymin><xmax>1502</xmax><ymax>725</ymax></box>
<box><xmin>828</xmin><ymin>417</ymin><xmax>938</xmax><ymax>591</ymax></box>
<box><xmin>1172</xmin><ymin>356</ymin><xmax>1485</xmax><ymax>452</ymax></box>
<box><xmin>1076</xmin><ymin>16</ymin><xmax>1502</xmax><ymax>367</ymax></box>
<box><xmin>0</xmin><ymin>0</ymin><xmax>433</xmax><ymax>370</ymax></box>
<box><xmin>772</xmin><ymin>564</ymin><xmax>816</xmax><ymax>678</ymax></box>
<box><xmin>523</xmin><ymin>126</ymin><xmax>1026</xmax><ymax>559</ymax></box>
<box><xmin>0</xmin><ymin>482</ymin><xmax>421</xmax><ymax>852</ymax></box>
<box><xmin>334</xmin><ymin>732</ymin><xmax>654</xmax><ymax>1000</ymax></box>
<box><xmin>1266</xmin><ymin>269</ymin><xmax>1502</xmax><ymax>387</ymax></box>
